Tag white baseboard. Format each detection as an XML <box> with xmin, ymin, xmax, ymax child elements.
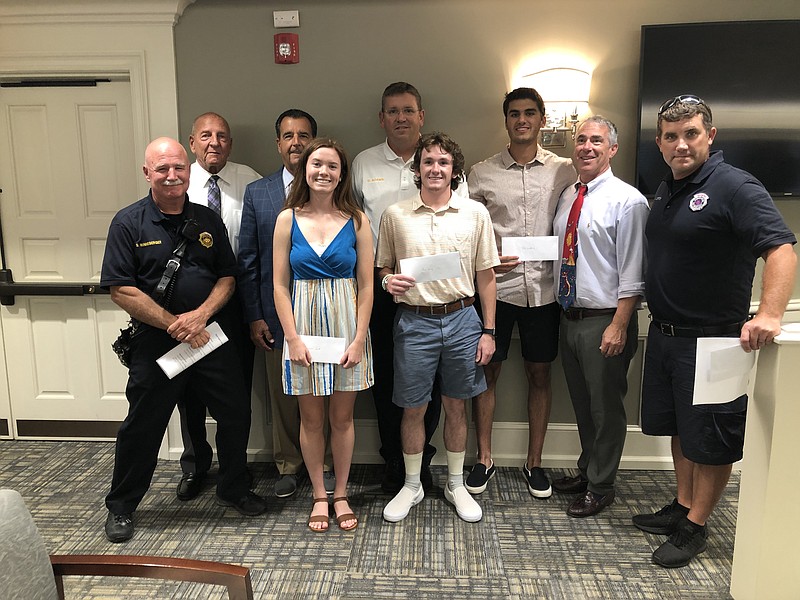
<box><xmin>166</xmin><ymin>419</ymin><xmax>677</xmax><ymax>471</ymax></box>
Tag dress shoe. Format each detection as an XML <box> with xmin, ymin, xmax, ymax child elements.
<box><xmin>104</xmin><ymin>511</ymin><xmax>134</xmax><ymax>543</ymax></box>
<box><xmin>215</xmin><ymin>491</ymin><xmax>268</xmax><ymax>516</ymax></box>
<box><xmin>444</xmin><ymin>483</ymin><xmax>483</xmax><ymax>522</ymax></box>
<box><xmin>552</xmin><ymin>474</ymin><xmax>588</xmax><ymax>494</ymax></box>
<box><xmin>274</xmin><ymin>474</ymin><xmax>298</xmax><ymax>498</ymax></box>
<box><xmin>383</xmin><ymin>485</ymin><xmax>424</xmax><ymax>522</ymax></box>
<box><xmin>176</xmin><ymin>472</ymin><xmax>206</xmax><ymax>501</ymax></box>
<box><xmin>567</xmin><ymin>490</ymin><xmax>615</xmax><ymax>518</ymax></box>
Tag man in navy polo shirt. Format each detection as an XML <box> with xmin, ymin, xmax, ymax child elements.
<box><xmin>101</xmin><ymin>137</ymin><xmax>267</xmax><ymax>543</ymax></box>
<box><xmin>635</xmin><ymin>96</ymin><xmax>796</xmax><ymax>568</ymax></box>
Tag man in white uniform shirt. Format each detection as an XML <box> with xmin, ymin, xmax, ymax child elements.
<box><xmin>176</xmin><ymin>112</ymin><xmax>260</xmax><ymax>502</ymax></box>
<box><xmin>551</xmin><ymin>116</ymin><xmax>648</xmax><ymax>517</ymax></box>
<box><xmin>467</xmin><ymin>87</ymin><xmax>575</xmax><ymax>498</ymax></box>
<box><xmin>352</xmin><ymin>82</ymin><xmax>449</xmax><ymax>493</ymax></box>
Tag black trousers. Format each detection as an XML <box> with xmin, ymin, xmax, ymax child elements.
<box><xmin>177</xmin><ymin>291</ymin><xmax>254</xmax><ymax>475</ymax></box>
<box><xmin>105</xmin><ymin>322</ymin><xmax>251</xmax><ymax>515</ymax></box>
<box><xmin>370</xmin><ymin>271</ymin><xmax>440</xmax><ymax>464</ymax></box>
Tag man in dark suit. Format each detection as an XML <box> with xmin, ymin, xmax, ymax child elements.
<box><xmin>238</xmin><ymin>109</ymin><xmax>334</xmax><ymax>498</ymax></box>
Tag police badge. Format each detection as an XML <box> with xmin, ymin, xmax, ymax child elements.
<box><xmin>689</xmin><ymin>193</ymin><xmax>708</xmax><ymax>212</ymax></box>
<box><xmin>199</xmin><ymin>232</ymin><xmax>214</xmax><ymax>248</ymax></box>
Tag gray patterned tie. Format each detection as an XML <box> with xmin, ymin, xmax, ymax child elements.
<box><xmin>207</xmin><ymin>175</ymin><xmax>221</xmax><ymax>215</ymax></box>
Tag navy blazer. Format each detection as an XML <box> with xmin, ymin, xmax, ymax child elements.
<box><xmin>238</xmin><ymin>169</ymin><xmax>287</xmax><ymax>346</ymax></box>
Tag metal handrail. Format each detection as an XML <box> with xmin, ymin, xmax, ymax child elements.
<box><xmin>0</xmin><ymin>269</ymin><xmax>108</xmax><ymax>306</ymax></box>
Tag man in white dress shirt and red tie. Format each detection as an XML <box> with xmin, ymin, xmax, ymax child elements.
<box><xmin>551</xmin><ymin>115</ymin><xmax>648</xmax><ymax>518</ymax></box>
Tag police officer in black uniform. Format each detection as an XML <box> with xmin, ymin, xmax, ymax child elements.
<box><xmin>101</xmin><ymin>137</ymin><xmax>267</xmax><ymax>543</ymax></box>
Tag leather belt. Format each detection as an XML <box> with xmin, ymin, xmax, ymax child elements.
<box><xmin>399</xmin><ymin>296</ymin><xmax>475</xmax><ymax>316</ymax></box>
<box><xmin>652</xmin><ymin>320</ymin><xmax>744</xmax><ymax>338</ymax></box>
<box><xmin>563</xmin><ymin>307</ymin><xmax>617</xmax><ymax>321</ymax></box>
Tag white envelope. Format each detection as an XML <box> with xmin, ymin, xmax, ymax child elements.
<box><xmin>399</xmin><ymin>251</ymin><xmax>461</xmax><ymax>283</ymax></box>
<box><xmin>282</xmin><ymin>335</ymin><xmax>346</xmax><ymax>364</ymax></box>
<box><xmin>156</xmin><ymin>321</ymin><xmax>229</xmax><ymax>380</ymax></box>
<box><xmin>502</xmin><ymin>236</ymin><xmax>560</xmax><ymax>261</ymax></box>
<box><xmin>692</xmin><ymin>337</ymin><xmax>756</xmax><ymax>405</ymax></box>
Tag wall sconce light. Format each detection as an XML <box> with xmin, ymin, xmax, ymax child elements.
<box><xmin>521</xmin><ymin>67</ymin><xmax>591</xmax><ymax>145</ymax></box>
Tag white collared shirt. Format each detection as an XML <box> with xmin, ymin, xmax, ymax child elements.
<box><xmin>188</xmin><ymin>161</ymin><xmax>261</xmax><ymax>255</ymax></box>
<box><xmin>352</xmin><ymin>139</ymin><xmax>468</xmax><ymax>249</ymax></box>
<box><xmin>468</xmin><ymin>145</ymin><xmax>575</xmax><ymax>307</ymax></box>
<box><xmin>376</xmin><ymin>193</ymin><xmax>499</xmax><ymax>306</ymax></box>
<box><xmin>281</xmin><ymin>166</ymin><xmax>294</xmax><ymax>196</ymax></box>
<box><xmin>552</xmin><ymin>169</ymin><xmax>649</xmax><ymax>309</ymax></box>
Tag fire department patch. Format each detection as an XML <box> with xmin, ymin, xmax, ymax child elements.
<box><xmin>689</xmin><ymin>193</ymin><xmax>708</xmax><ymax>212</ymax></box>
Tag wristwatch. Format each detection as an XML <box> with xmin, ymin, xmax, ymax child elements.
<box><xmin>381</xmin><ymin>274</ymin><xmax>392</xmax><ymax>291</ymax></box>
<box><xmin>481</xmin><ymin>327</ymin><xmax>496</xmax><ymax>337</ymax></box>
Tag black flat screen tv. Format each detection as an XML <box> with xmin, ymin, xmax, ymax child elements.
<box><xmin>636</xmin><ymin>20</ymin><xmax>800</xmax><ymax>198</ymax></box>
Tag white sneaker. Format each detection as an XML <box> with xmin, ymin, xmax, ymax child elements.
<box><xmin>445</xmin><ymin>484</ymin><xmax>483</xmax><ymax>522</ymax></box>
<box><xmin>383</xmin><ymin>485</ymin><xmax>424</xmax><ymax>522</ymax></box>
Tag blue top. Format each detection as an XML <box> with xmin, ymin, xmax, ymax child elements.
<box><xmin>101</xmin><ymin>193</ymin><xmax>236</xmax><ymax>314</ymax></box>
<box><xmin>290</xmin><ymin>212</ymin><xmax>357</xmax><ymax>280</ymax></box>
<box><xmin>646</xmin><ymin>151</ymin><xmax>797</xmax><ymax>325</ymax></box>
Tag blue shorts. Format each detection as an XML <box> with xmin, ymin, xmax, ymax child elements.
<box><xmin>641</xmin><ymin>323</ymin><xmax>747</xmax><ymax>465</ymax></box>
<box><xmin>392</xmin><ymin>306</ymin><xmax>487</xmax><ymax>407</ymax></box>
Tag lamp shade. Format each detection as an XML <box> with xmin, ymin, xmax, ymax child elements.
<box><xmin>522</xmin><ymin>67</ymin><xmax>591</xmax><ymax>104</ymax></box>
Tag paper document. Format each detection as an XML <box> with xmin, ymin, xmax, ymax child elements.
<box><xmin>778</xmin><ymin>322</ymin><xmax>800</xmax><ymax>342</ymax></box>
<box><xmin>502</xmin><ymin>236</ymin><xmax>559</xmax><ymax>261</ymax></box>
<box><xmin>692</xmin><ymin>337</ymin><xmax>756</xmax><ymax>405</ymax></box>
<box><xmin>156</xmin><ymin>321</ymin><xmax>229</xmax><ymax>379</ymax></box>
<box><xmin>283</xmin><ymin>335</ymin><xmax>346</xmax><ymax>364</ymax></box>
<box><xmin>399</xmin><ymin>251</ymin><xmax>461</xmax><ymax>283</ymax></box>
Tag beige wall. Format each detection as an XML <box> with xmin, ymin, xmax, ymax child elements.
<box><xmin>174</xmin><ymin>1</ymin><xmax>800</xmax><ymax>434</ymax></box>
<box><xmin>175</xmin><ymin>1</ymin><xmax>800</xmax><ymax>178</ymax></box>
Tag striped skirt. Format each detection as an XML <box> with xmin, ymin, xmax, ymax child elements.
<box><xmin>282</xmin><ymin>277</ymin><xmax>374</xmax><ymax>396</ymax></box>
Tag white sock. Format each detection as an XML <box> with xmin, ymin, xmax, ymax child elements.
<box><xmin>403</xmin><ymin>451</ymin><xmax>423</xmax><ymax>493</ymax></box>
<box><xmin>447</xmin><ymin>450</ymin><xmax>466</xmax><ymax>490</ymax></box>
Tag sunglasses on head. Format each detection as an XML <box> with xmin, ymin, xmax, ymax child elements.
<box><xmin>658</xmin><ymin>95</ymin><xmax>711</xmax><ymax>119</ymax></box>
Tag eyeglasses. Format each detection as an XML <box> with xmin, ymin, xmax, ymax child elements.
<box><xmin>658</xmin><ymin>95</ymin><xmax>712</xmax><ymax>119</ymax></box>
<box><xmin>382</xmin><ymin>108</ymin><xmax>419</xmax><ymax>118</ymax></box>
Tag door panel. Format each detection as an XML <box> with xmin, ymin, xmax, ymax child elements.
<box><xmin>2</xmin><ymin>82</ymin><xmax>136</xmax><ymax>283</ymax></box>
<box><xmin>0</xmin><ymin>80</ymin><xmax>137</xmax><ymax>438</ymax></box>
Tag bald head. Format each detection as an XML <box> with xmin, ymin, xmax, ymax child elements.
<box><xmin>143</xmin><ymin>137</ymin><xmax>189</xmax><ymax>210</ymax></box>
<box><xmin>145</xmin><ymin>137</ymin><xmax>187</xmax><ymax>166</ymax></box>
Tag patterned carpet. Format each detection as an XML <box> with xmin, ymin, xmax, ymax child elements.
<box><xmin>0</xmin><ymin>441</ymin><xmax>736</xmax><ymax>599</ymax></box>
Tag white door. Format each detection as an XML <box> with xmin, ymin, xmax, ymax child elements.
<box><xmin>0</xmin><ymin>80</ymin><xmax>137</xmax><ymax>439</ymax></box>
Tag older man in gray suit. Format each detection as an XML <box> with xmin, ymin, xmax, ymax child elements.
<box><xmin>238</xmin><ymin>109</ymin><xmax>334</xmax><ymax>498</ymax></box>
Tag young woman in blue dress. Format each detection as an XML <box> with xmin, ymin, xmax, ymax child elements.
<box><xmin>273</xmin><ymin>138</ymin><xmax>374</xmax><ymax>532</ymax></box>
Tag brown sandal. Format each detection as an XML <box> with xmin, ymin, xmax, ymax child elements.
<box><xmin>308</xmin><ymin>497</ymin><xmax>329</xmax><ymax>532</ymax></box>
<box><xmin>333</xmin><ymin>496</ymin><xmax>358</xmax><ymax>531</ymax></box>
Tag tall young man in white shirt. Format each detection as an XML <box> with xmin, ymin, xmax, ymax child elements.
<box><xmin>467</xmin><ymin>88</ymin><xmax>575</xmax><ymax>498</ymax></box>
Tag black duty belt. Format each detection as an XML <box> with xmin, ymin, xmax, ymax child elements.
<box><xmin>563</xmin><ymin>307</ymin><xmax>617</xmax><ymax>320</ymax></box>
<box><xmin>652</xmin><ymin>320</ymin><xmax>744</xmax><ymax>338</ymax></box>
<box><xmin>399</xmin><ymin>296</ymin><xmax>475</xmax><ymax>316</ymax></box>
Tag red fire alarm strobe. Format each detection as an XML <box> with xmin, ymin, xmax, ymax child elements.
<box><xmin>274</xmin><ymin>33</ymin><xmax>299</xmax><ymax>64</ymax></box>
